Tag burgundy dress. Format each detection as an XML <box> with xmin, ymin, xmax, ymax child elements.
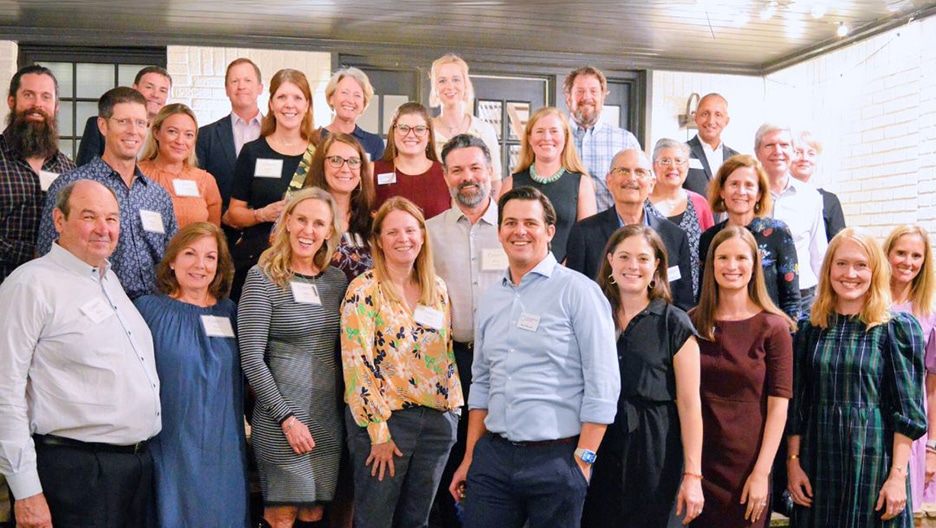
<box><xmin>693</xmin><ymin>312</ymin><xmax>793</xmax><ymax>528</ymax></box>
<box><xmin>372</xmin><ymin>159</ymin><xmax>450</xmax><ymax>219</ymax></box>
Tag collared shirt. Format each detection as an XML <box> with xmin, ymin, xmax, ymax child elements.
<box><xmin>231</xmin><ymin>111</ymin><xmax>262</xmax><ymax>157</ymax></box>
<box><xmin>771</xmin><ymin>175</ymin><xmax>828</xmax><ymax>289</ymax></box>
<box><xmin>37</xmin><ymin>157</ymin><xmax>179</xmax><ymax>299</ymax></box>
<box><xmin>426</xmin><ymin>199</ymin><xmax>503</xmax><ymax>342</ymax></box>
<box><xmin>320</xmin><ymin>125</ymin><xmax>386</xmax><ymax>164</ymax></box>
<box><xmin>0</xmin><ymin>243</ymin><xmax>161</xmax><ymax>499</ymax></box>
<box><xmin>570</xmin><ymin>120</ymin><xmax>641</xmax><ymax>211</ymax></box>
<box><xmin>470</xmin><ymin>253</ymin><xmax>620</xmax><ymax>441</ymax></box>
<box><xmin>0</xmin><ymin>130</ymin><xmax>75</xmax><ymax>284</ymax></box>
<box><xmin>698</xmin><ymin>135</ymin><xmax>725</xmax><ymax>179</ymax></box>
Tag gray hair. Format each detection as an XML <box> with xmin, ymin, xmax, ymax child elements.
<box><xmin>609</xmin><ymin>147</ymin><xmax>652</xmax><ymax>172</ymax></box>
<box><xmin>441</xmin><ymin>133</ymin><xmax>492</xmax><ymax>169</ymax></box>
<box><xmin>652</xmin><ymin>138</ymin><xmax>690</xmax><ymax>161</ymax></box>
<box><xmin>754</xmin><ymin>123</ymin><xmax>791</xmax><ymax>150</ymax></box>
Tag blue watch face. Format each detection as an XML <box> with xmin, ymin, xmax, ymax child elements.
<box><xmin>580</xmin><ymin>450</ymin><xmax>597</xmax><ymax>464</ymax></box>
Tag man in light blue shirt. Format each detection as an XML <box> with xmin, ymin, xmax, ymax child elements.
<box><xmin>449</xmin><ymin>186</ymin><xmax>619</xmax><ymax>528</ymax></box>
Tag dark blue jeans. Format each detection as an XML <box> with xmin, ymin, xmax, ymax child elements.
<box><xmin>464</xmin><ymin>434</ymin><xmax>588</xmax><ymax>528</ymax></box>
<box><xmin>347</xmin><ymin>406</ymin><xmax>457</xmax><ymax>528</ymax></box>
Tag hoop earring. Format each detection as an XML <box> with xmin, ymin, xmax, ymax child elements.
<box><xmin>648</xmin><ymin>280</ymin><xmax>656</xmax><ymax>291</ymax></box>
<box><xmin>608</xmin><ymin>273</ymin><xmax>616</xmax><ymax>285</ymax></box>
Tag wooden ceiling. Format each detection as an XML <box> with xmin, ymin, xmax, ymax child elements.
<box><xmin>2</xmin><ymin>0</ymin><xmax>935</xmax><ymax>74</ymax></box>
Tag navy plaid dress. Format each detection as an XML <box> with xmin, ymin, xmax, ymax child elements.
<box><xmin>789</xmin><ymin>312</ymin><xmax>926</xmax><ymax>527</ymax></box>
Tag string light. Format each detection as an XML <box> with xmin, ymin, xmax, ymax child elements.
<box><xmin>836</xmin><ymin>22</ymin><xmax>850</xmax><ymax>37</ymax></box>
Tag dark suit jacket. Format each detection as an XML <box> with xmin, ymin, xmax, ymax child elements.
<box><xmin>565</xmin><ymin>207</ymin><xmax>695</xmax><ymax>310</ymax></box>
<box><xmin>683</xmin><ymin>135</ymin><xmax>740</xmax><ymax>197</ymax></box>
<box><xmin>75</xmin><ymin>116</ymin><xmax>104</xmax><ymax>167</ymax></box>
<box><xmin>196</xmin><ymin>114</ymin><xmax>238</xmax><ymax>210</ymax></box>
<box><xmin>818</xmin><ymin>187</ymin><xmax>845</xmax><ymax>242</ymax></box>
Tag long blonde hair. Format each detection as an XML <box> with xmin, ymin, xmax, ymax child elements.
<box><xmin>139</xmin><ymin>103</ymin><xmax>199</xmax><ymax>166</ymax></box>
<box><xmin>512</xmin><ymin>106</ymin><xmax>587</xmax><ymax>176</ymax></box>
<box><xmin>811</xmin><ymin>228</ymin><xmax>892</xmax><ymax>329</ymax></box>
<box><xmin>259</xmin><ymin>187</ymin><xmax>342</xmax><ymax>288</ymax></box>
<box><xmin>370</xmin><ymin>197</ymin><xmax>439</xmax><ymax>305</ymax></box>
<box><xmin>884</xmin><ymin>225</ymin><xmax>935</xmax><ymax>317</ymax></box>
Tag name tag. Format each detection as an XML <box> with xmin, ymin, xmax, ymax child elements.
<box><xmin>80</xmin><ymin>298</ymin><xmax>113</xmax><ymax>324</ymax></box>
<box><xmin>517</xmin><ymin>313</ymin><xmax>540</xmax><ymax>332</ymax></box>
<box><xmin>172</xmin><ymin>179</ymin><xmax>200</xmax><ymax>197</ymax></box>
<box><xmin>290</xmin><ymin>281</ymin><xmax>321</xmax><ymax>305</ymax></box>
<box><xmin>140</xmin><ymin>210</ymin><xmax>165</xmax><ymax>233</ymax></box>
<box><xmin>377</xmin><ymin>172</ymin><xmax>396</xmax><ymax>185</ymax></box>
<box><xmin>413</xmin><ymin>304</ymin><xmax>444</xmax><ymax>330</ymax></box>
<box><xmin>689</xmin><ymin>158</ymin><xmax>704</xmax><ymax>170</ymax></box>
<box><xmin>38</xmin><ymin>170</ymin><xmax>59</xmax><ymax>191</ymax></box>
<box><xmin>668</xmin><ymin>265</ymin><xmax>682</xmax><ymax>282</ymax></box>
<box><xmin>481</xmin><ymin>248</ymin><xmax>509</xmax><ymax>271</ymax></box>
<box><xmin>201</xmin><ymin>315</ymin><xmax>235</xmax><ymax>337</ymax></box>
<box><xmin>255</xmin><ymin>158</ymin><xmax>284</xmax><ymax>178</ymax></box>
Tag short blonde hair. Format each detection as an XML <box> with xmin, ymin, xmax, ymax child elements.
<box><xmin>884</xmin><ymin>225</ymin><xmax>934</xmax><ymax>318</ymax></box>
<box><xmin>429</xmin><ymin>54</ymin><xmax>475</xmax><ymax>109</ymax></box>
<box><xmin>324</xmin><ymin>67</ymin><xmax>374</xmax><ymax>111</ymax></box>
<box><xmin>140</xmin><ymin>103</ymin><xmax>199</xmax><ymax>167</ymax></box>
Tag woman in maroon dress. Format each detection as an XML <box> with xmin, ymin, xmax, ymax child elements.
<box><xmin>690</xmin><ymin>226</ymin><xmax>795</xmax><ymax>527</ymax></box>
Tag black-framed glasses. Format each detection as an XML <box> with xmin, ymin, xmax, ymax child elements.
<box><xmin>394</xmin><ymin>124</ymin><xmax>429</xmax><ymax>137</ymax></box>
<box><xmin>326</xmin><ymin>155</ymin><xmax>363</xmax><ymax>169</ymax></box>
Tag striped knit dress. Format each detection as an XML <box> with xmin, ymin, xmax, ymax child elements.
<box><xmin>238</xmin><ymin>265</ymin><xmax>348</xmax><ymax>504</ymax></box>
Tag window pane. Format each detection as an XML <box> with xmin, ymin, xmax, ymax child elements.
<box><xmin>382</xmin><ymin>96</ymin><xmax>409</xmax><ymax>134</ymax></box>
<box><xmin>359</xmin><ymin>100</ymin><xmax>379</xmax><ymax>135</ymax></box>
<box><xmin>76</xmin><ymin>102</ymin><xmax>99</xmax><ymax>136</ymax></box>
<box><xmin>43</xmin><ymin>62</ymin><xmax>74</xmax><ymax>98</ymax></box>
<box><xmin>601</xmin><ymin>105</ymin><xmax>620</xmax><ymax>128</ymax></box>
<box><xmin>118</xmin><ymin>64</ymin><xmax>149</xmax><ymax>87</ymax></box>
<box><xmin>58</xmin><ymin>139</ymin><xmax>74</xmax><ymax>160</ymax></box>
<box><xmin>76</xmin><ymin>63</ymin><xmax>115</xmax><ymax>99</ymax></box>
<box><xmin>58</xmin><ymin>101</ymin><xmax>74</xmax><ymax>137</ymax></box>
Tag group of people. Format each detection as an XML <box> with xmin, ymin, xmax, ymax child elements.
<box><xmin>0</xmin><ymin>49</ymin><xmax>932</xmax><ymax>528</ymax></box>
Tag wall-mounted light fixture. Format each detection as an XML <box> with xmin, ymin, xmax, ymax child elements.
<box><xmin>678</xmin><ymin>93</ymin><xmax>701</xmax><ymax>129</ymax></box>
<box><xmin>836</xmin><ymin>21</ymin><xmax>849</xmax><ymax>37</ymax></box>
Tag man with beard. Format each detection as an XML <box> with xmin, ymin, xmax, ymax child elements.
<box><xmin>0</xmin><ymin>65</ymin><xmax>76</xmax><ymax>284</ymax></box>
<box><xmin>426</xmin><ymin>134</ymin><xmax>503</xmax><ymax>528</ymax></box>
<box><xmin>564</xmin><ymin>66</ymin><xmax>641</xmax><ymax>212</ymax></box>
<box><xmin>75</xmin><ymin>66</ymin><xmax>171</xmax><ymax>166</ymax></box>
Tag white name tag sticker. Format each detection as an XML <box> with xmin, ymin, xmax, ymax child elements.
<box><xmin>139</xmin><ymin>210</ymin><xmax>165</xmax><ymax>233</ymax></box>
<box><xmin>201</xmin><ymin>315</ymin><xmax>235</xmax><ymax>338</ymax></box>
<box><xmin>80</xmin><ymin>298</ymin><xmax>113</xmax><ymax>324</ymax></box>
<box><xmin>290</xmin><ymin>281</ymin><xmax>322</xmax><ymax>305</ymax></box>
<box><xmin>413</xmin><ymin>304</ymin><xmax>444</xmax><ymax>330</ymax></box>
<box><xmin>481</xmin><ymin>248</ymin><xmax>509</xmax><ymax>271</ymax></box>
<box><xmin>255</xmin><ymin>158</ymin><xmax>284</xmax><ymax>178</ymax></box>
<box><xmin>172</xmin><ymin>179</ymin><xmax>200</xmax><ymax>197</ymax></box>
<box><xmin>689</xmin><ymin>158</ymin><xmax>704</xmax><ymax>170</ymax></box>
<box><xmin>38</xmin><ymin>170</ymin><xmax>60</xmax><ymax>191</ymax></box>
<box><xmin>668</xmin><ymin>265</ymin><xmax>682</xmax><ymax>282</ymax></box>
<box><xmin>377</xmin><ymin>172</ymin><xmax>396</xmax><ymax>185</ymax></box>
<box><xmin>517</xmin><ymin>313</ymin><xmax>540</xmax><ymax>332</ymax></box>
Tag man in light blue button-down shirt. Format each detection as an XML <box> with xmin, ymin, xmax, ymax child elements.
<box><xmin>448</xmin><ymin>186</ymin><xmax>619</xmax><ymax>528</ymax></box>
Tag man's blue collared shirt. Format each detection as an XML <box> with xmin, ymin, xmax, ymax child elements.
<box><xmin>571</xmin><ymin>120</ymin><xmax>641</xmax><ymax>212</ymax></box>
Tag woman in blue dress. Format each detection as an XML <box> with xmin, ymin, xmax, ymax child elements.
<box><xmin>134</xmin><ymin>222</ymin><xmax>249</xmax><ymax>528</ymax></box>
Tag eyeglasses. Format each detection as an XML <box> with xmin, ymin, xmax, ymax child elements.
<box><xmin>655</xmin><ymin>158</ymin><xmax>688</xmax><ymax>167</ymax></box>
<box><xmin>325</xmin><ymin>155</ymin><xmax>363</xmax><ymax>169</ymax></box>
<box><xmin>394</xmin><ymin>124</ymin><xmax>429</xmax><ymax>137</ymax></box>
<box><xmin>109</xmin><ymin>117</ymin><xmax>149</xmax><ymax>129</ymax></box>
<box><xmin>609</xmin><ymin>167</ymin><xmax>652</xmax><ymax>179</ymax></box>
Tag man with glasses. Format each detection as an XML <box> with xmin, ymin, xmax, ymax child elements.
<box><xmin>684</xmin><ymin>93</ymin><xmax>739</xmax><ymax>197</ymax></box>
<box><xmin>565</xmin><ymin>148</ymin><xmax>694</xmax><ymax>310</ymax></box>
<box><xmin>37</xmin><ymin>87</ymin><xmax>177</xmax><ymax>299</ymax></box>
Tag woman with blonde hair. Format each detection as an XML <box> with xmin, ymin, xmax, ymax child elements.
<box><xmin>884</xmin><ymin>225</ymin><xmax>936</xmax><ymax>513</ymax></box>
<box><xmin>139</xmin><ymin>103</ymin><xmax>222</xmax><ymax>227</ymax></box>
<box><xmin>691</xmin><ymin>226</ymin><xmax>795</xmax><ymax>527</ymax></box>
<box><xmin>238</xmin><ymin>187</ymin><xmax>348</xmax><ymax>528</ymax></box>
<box><xmin>429</xmin><ymin>53</ymin><xmax>502</xmax><ymax>192</ymax></box>
<box><xmin>341</xmin><ymin>197</ymin><xmax>463</xmax><ymax>528</ymax></box>
<box><xmin>787</xmin><ymin>228</ymin><xmax>926</xmax><ymax>527</ymax></box>
<box><xmin>502</xmin><ymin>106</ymin><xmax>596</xmax><ymax>263</ymax></box>
<box><xmin>318</xmin><ymin>67</ymin><xmax>384</xmax><ymax>162</ymax></box>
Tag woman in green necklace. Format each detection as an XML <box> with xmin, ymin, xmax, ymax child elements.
<box><xmin>503</xmin><ymin>106</ymin><xmax>597</xmax><ymax>263</ymax></box>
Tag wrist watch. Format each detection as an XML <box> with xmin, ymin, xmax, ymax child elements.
<box><xmin>926</xmin><ymin>440</ymin><xmax>936</xmax><ymax>450</ymax></box>
<box><xmin>574</xmin><ymin>447</ymin><xmax>597</xmax><ymax>465</ymax></box>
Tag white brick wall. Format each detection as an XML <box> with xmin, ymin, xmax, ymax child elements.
<box><xmin>0</xmin><ymin>41</ymin><xmax>19</xmax><ymax>127</ymax></box>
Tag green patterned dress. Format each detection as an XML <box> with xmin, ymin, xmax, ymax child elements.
<box><xmin>789</xmin><ymin>312</ymin><xmax>926</xmax><ymax>527</ymax></box>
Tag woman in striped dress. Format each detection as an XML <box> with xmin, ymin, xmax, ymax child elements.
<box><xmin>787</xmin><ymin>228</ymin><xmax>927</xmax><ymax>527</ymax></box>
<box><xmin>238</xmin><ymin>187</ymin><xmax>349</xmax><ymax>528</ymax></box>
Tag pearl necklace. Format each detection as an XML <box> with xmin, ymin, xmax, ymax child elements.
<box><xmin>530</xmin><ymin>165</ymin><xmax>566</xmax><ymax>184</ymax></box>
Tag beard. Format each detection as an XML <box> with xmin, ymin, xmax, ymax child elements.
<box><xmin>452</xmin><ymin>180</ymin><xmax>491</xmax><ymax>208</ymax></box>
<box><xmin>5</xmin><ymin>106</ymin><xmax>60</xmax><ymax>159</ymax></box>
<box><xmin>571</xmin><ymin>102</ymin><xmax>600</xmax><ymax>128</ymax></box>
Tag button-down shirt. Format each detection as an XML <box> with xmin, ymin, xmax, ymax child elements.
<box><xmin>37</xmin><ymin>157</ymin><xmax>178</xmax><ymax>299</ymax></box>
<box><xmin>470</xmin><ymin>253</ymin><xmax>619</xmax><ymax>441</ymax></box>
<box><xmin>698</xmin><ymin>135</ymin><xmax>725</xmax><ymax>179</ymax></box>
<box><xmin>571</xmin><ymin>120</ymin><xmax>641</xmax><ymax>211</ymax></box>
<box><xmin>771</xmin><ymin>175</ymin><xmax>828</xmax><ymax>289</ymax></box>
<box><xmin>231</xmin><ymin>111</ymin><xmax>262</xmax><ymax>157</ymax></box>
<box><xmin>426</xmin><ymin>199</ymin><xmax>502</xmax><ymax>343</ymax></box>
<box><xmin>0</xmin><ymin>243</ymin><xmax>161</xmax><ymax>499</ymax></box>
<box><xmin>0</xmin><ymin>130</ymin><xmax>75</xmax><ymax>284</ymax></box>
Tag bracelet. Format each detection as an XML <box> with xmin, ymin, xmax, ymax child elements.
<box><xmin>892</xmin><ymin>465</ymin><xmax>906</xmax><ymax>475</ymax></box>
<box><xmin>284</xmin><ymin>416</ymin><xmax>297</xmax><ymax>433</ymax></box>
<box><xmin>253</xmin><ymin>208</ymin><xmax>262</xmax><ymax>224</ymax></box>
<box><xmin>683</xmin><ymin>471</ymin><xmax>703</xmax><ymax>480</ymax></box>
<box><xmin>927</xmin><ymin>446</ymin><xmax>936</xmax><ymax>454</ymax></box>
<box><xmin>788</xmin><ymin>454</ymin><xmax>800</xmax><ymax>460</ymax></box>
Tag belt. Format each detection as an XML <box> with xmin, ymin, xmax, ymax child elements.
<box><xmin>491</xmin><ymin>432</ymin><xmax>578</xmax><ymax>447</ymax></box>
<box><xmin>33</xmin><ymin>434</ymin><xmax>149</xmax><ymax>455</ymax></box>
<box><xmin>453</xmin><ymin>341</ymin><xmax>474</xmax><ymax>350</ymax></box>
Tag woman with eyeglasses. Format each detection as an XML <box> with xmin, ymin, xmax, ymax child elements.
<box><xmin>502</xmin><ymin>106</ymin><xmax>596</xmax><ymax>263</ymax></box>
<box><xmin>373</xmin><ymin>102</ymin><xmax>450</xmax><ymax>219</ymax></box>
<box><xmin>647</xmin><ymin>138</ymin><xmax>714</xmax><ymax>298</ymax></box>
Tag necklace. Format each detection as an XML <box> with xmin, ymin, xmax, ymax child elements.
<box><xmin>530</xmin><ymin>164</ymin><xmax>566</xmax><ymax>184</ymax></box>
<box><xmin>440</xmin><ymin>114</ymin><xmax>468</xmax><ymax>134</ymax></box>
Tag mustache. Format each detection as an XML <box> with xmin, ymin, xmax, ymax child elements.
<box><xmin>6</xmin><ymin>107</ymin><xmax>59</xmax><ymax>159</ymax></box>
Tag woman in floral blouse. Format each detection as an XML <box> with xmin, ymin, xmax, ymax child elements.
<box><xmin>340</xmin><ymin>196</ymin><xmax>464</xmax><ymax>528</ymax></box>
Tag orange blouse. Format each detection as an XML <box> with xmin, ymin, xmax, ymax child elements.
<box><xmin>138</xmin><ymin>161</ymin><xmax>222</xmax><ymax>227</ymax></box>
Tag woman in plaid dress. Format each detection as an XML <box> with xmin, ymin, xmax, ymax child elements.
<box><xmin>787</xmin><ymin>228</ymin><xmax>927</xmax><ymax>527</ymax></box>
